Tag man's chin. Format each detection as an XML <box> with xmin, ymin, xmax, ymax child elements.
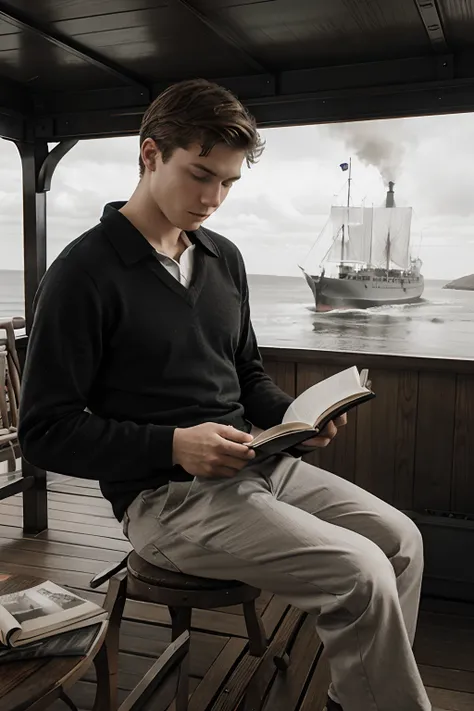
<box><xmin>183</xmin><ymin>214</ymin><xmax>207</xmax><ymax>229</ymax></box>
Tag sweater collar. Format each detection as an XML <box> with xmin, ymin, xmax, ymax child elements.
<box><xmin>100</xmin><ymin>201</ymin><xmax>219</xmax><ymax>266</ymax></box>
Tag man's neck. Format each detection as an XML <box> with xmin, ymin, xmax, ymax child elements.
<box><xmin>119</xmin><ymin>187</ymin><xmax>184</xmax><ymax>259</ymax></box>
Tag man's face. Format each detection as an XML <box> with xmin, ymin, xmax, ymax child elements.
<box><xmin>144</xmin><ymin>141</ymin><xmax>245</xmax><ymax>231</ymax></box>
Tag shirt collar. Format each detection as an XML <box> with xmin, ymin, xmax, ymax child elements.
<box><xmin>100</xmin><ymin>201</ymin><xmax>219</xmax><ymax>266</ymax></box>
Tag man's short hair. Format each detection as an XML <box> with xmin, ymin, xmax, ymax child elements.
<box><xmin>138</xmin><ymin>78</ymin><xmax>265</xmax><ymax>176</ymax></box>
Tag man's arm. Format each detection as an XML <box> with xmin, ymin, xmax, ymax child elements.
<box><xmin>233</xmin><ymin>264</ymin><xmax>347</xmax><ymax>446</ymax></box>
<box><xmin>18</xmin><ymin>260</ymin><xmax>175</xmax><ymax>481</ymax></box>
<box><xmin>234</xmin><ymin>268</ymin><xmax>294</xmax><ymax>430</ymax></box>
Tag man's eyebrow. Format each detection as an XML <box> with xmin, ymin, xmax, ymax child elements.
<box><xmin>190</xmin><ymin>163</ymin><xmax>241</xmax><ymax>181</ymax></box>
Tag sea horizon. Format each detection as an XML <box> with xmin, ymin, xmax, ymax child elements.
<box><xmin>0</xmin><ymin>267</ymin><xmax>462</xmax><ymax>284</ymax></box>
<box><xmin>2</xmin><ymin>269</ymin><xmax>474</xmax><ymax>359</ymax></box>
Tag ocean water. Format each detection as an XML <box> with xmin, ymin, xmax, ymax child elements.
<box><xmin>1</xmin><ymin>269</ymin><xmax>474</xmax><ymax>360</ymax></box>
<box><xmin>248</xmin><ymin>274</ymin><xmax>474</xmax><ymax>359</ymax></box>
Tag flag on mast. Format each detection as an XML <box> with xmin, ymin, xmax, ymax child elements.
<box><xmin>339</xmin><ymin>162</ymin><xmax>349</xmax><ymax>171</ymax></box>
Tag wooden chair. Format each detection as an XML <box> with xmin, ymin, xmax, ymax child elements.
<box><xmin>91</xmin><ymin>552</ymin><xmax>289</xmax><ymax>711</ymax></box>
<box><xmin>0</xmin><ymin>317</ymin><xmax>22</xmax><ymax>471</ymax></box>
<box><xmin>0</xmin><ymin>318</ymin><xmax>48</xmax><ymax>533</ymax></box>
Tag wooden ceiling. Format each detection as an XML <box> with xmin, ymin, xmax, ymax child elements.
<box><xmin>1</xmin><ymin>0</ymin><xmax>474</xmax><ymax>141</ymax></box>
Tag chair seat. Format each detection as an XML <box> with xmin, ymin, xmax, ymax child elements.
<box><xmin>127</xmin><ymin>551</ymin><xmax>249</xmax><ymax>591</ymax></box>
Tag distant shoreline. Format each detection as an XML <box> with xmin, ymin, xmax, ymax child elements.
<box><xmin>0</xmin><ymin>268</ymin><xmax>454</xmax><ymax>285</ymax></box>
<box><xmin>443</xmin><ymin>274</ymin><xmax>474</xmax><ymax>291</ymax></box>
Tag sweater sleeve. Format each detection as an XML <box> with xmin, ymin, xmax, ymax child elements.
<box><xmin>234</xmin><ymin>267</ymin><xmax>294</xmax><ymax>430</ymax></box>
<box><xmin>18</xmin><ymin>260</ymin><xmax>175</xmax><ymax>481</ymax></box>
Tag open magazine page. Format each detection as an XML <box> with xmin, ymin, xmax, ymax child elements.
<box><xmin>0</xmin><ymin>601</ymin><xmax>20</xmax><ymax>647</ymax></box>
<box><xmin>0</xmin><ymin>580</ymin><xmax>104</xmax><ymax>647</ymax></box>
<box><xmin>282</xmin><ymin>366</ymin><xmax>367</xmax><ymax>427</ymax></box>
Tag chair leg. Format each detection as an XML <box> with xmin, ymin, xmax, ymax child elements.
<box><xmin>117</xmin><ymin>632</ymin><xmax>190</xmax><ymax>711</ymax></box>
<box><xmin>175</xmin><ymin>641</ymin><xmax>190</xmax><ymax>711</ymax></box>
<box><xmin>22</xmin><ymin>459</ymin><xmax>48</xmax><ymax>534</ymax></box>
<box><xmin>93</xmin><ymin>572</ymin><xmax>128</xmax><ymax>711</ymax></box>
<box><xmin>243</xmin><ymin>599</ymin><xmax>267</xmax><ymax>657</ymax></box>
<box><xmin>273</xmin><ymin>652</ymin><xmax>290</xmax><ymax>670</ymax></box>
<box><xmin>168</xmin><ymin>606</ymin><xmax>192</xmax><ymax>640</ymax></box>
<box><xmin>168</xmin><ymin>607</ymin><xmax>192</xmax><ymax>711</ymax></box>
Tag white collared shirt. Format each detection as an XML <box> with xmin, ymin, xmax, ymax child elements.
<box><xmin>154</xmin><ymin>232</ymin><xmax>195</xmax><ymax>288</ymax></box>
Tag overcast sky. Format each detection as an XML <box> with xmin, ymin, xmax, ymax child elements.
<box><xmin>2</xmin><ymin>111</ymin><xmax>474</xmax><ymax>280</ymax></box>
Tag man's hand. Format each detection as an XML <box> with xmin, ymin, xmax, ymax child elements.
<box><xmin>299</xmin><ymin>413</ymin><xmax>348</xmax><ymax>449</ymax></box>
<box><xmin>173</xmin><ymin>423</ymin><xmax>255</xmax><ymax>478</ymax></box>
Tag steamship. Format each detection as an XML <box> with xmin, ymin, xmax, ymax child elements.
<box><xmin>300</xmin><ymin>168</ymin><xmax>424</xmax><ymax>311</ymax></box>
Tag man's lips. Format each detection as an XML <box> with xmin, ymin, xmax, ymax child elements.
<box><xmin>188</xmin><ymin>211</ymin><xmax>211</xmax><ymax>218</ymax></box>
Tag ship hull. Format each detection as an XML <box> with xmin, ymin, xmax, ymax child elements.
<box><xmin>305</xmin><ymin>272</ymin><xmax>424</xmax><ymax>311</ymax></box>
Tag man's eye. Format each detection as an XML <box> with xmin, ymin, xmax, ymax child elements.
<box><xmin>191</xmin><ymin>173</ymin><xmax>209</xmax><ymax>182</ymax></box>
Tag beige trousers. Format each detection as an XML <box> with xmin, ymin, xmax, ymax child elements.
<box><xmin>124</xmin><ymin>454</ymin><xmax>431</xmax><ymax>711</ymax></box>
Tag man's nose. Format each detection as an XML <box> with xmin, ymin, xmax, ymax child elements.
<box><xmin>201</xmin><ymin>183</ymin><xmax>222</xmax><ymax>208</ymax></box>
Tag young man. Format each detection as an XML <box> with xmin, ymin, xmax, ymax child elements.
<box><xmin>19</xmin><ymin>79</ymin><xmax>431</xmax><ymax>711</ymax></box>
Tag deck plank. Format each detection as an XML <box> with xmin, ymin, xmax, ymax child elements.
<box><xmin>263</xmin><ymin>615</ymin><xmax>322</xmax><ymax>711</ymax></box>
<box><xmin>1</xmin><ymin>477</ymin><xmax>474</xmax><ymax>711</ymax></box>
<box><xmin>426</xmin><ymin>687</ymin><xmax>474</xmax><ymax>711</ymax></box>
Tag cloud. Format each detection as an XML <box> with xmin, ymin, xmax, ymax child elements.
<box><xmin>2</xmin><ymin>112</ymin><xmax>474</xmax><ymax>279</ymax></box>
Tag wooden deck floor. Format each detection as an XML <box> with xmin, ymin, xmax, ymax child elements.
<box><xmin>0</xmin><ymin>472</ymin><xmax>473</xmax><ymax>711</ymax></box>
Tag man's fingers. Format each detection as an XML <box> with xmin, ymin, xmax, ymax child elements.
<box><xmin>299</xmin><ymin>435</ymin><xmax>331</xmax><ymax>448</ymax></box>
<box><xmin>333</xmin><ymin>413</ymin><xmax>348</xmax><ymax>427</ymax></box>
<box><xmin>320</xmin><ymin>420</ymin><xmax>338</xmax><ymax>439</ymax></box>
<box><xmin>315</xmin><ymin>437</ymin><xmax>332</xmax><ymax>448</ymax></box>
<box><xmin>218</xmin><ymin>425</ymin><xmax>254</xmax><ymax>444</ymax></box>
<box><xmin>217</xmin><ymin>434</ymin><xmax>255</xmax><ymax>459</ymax></box>
<box><xmin>303</xmin><ymin>436</ymin><xmax>332</xmax><ymax>448</ymax></box>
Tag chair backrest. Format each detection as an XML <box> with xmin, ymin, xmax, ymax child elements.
<box><xmin>0</xmin><ymin>318</ymin><xmax>23</xmax><ymax>437</ymax></box>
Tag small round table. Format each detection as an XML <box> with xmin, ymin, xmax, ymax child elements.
<box><xmin>0</xmin><ymin>573</ymin><xmax>115</xmax><ymax>711</ymax></box>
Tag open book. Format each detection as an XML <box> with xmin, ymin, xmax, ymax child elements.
<box><xmin>0</xmin><ymin>579</ymin><xmax>107</xmax><ymax>649</ymax></box>
<box><xmin>250</xmin><ymin>366</ymin><xmax>374</xmax><ymax>455</ymax></box>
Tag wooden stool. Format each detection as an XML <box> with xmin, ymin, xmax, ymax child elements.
<box><xmin>91</xmin><ymin>551</ymin><xmax>288</xmax><ymax>711</ymax></box>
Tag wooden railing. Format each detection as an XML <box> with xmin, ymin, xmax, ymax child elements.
<box><xmin>261</xmin><ymin>346</ymin><xmax>474</xmax><ymax>517</ymax></box>
<box><xmin>15</xmin><ymin>335</ymin><xmax>474</xmax><ymax>597</ymax></box>
<box><xmin>261</xmin><ymin>347</ymin><xmax>474</xmax><ymax>600</ymax></box>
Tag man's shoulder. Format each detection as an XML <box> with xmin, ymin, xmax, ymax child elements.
<box><xmin>57</xmin><ymin>222</ymin><xmax>110</xmax><ymax>265</ymax></box>
<box><xmin>49</xmin><ymin>222</ymin><xmax>115</xmax><ymax>281</ymax></box>
<box><xmin>37</xmin><ymin>223</ymin><xmax>116</xmax><ymax>304</ymax></box>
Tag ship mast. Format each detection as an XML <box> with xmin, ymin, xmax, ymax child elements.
<box><xmin>368</xmin><ymin>202</ymin><xmax>374</xmax><ymax>266</ymax></box>
<box><xmin>341</xmin><ymin>157</ymin><xmax>352</xmax><ymax>263</ymax></box>
<box><xmin>385</xmin><ymin>180</ymin><xmax>395</xmax><ymax>275</ymax></box>
<box><xmin>386</xmin><ymin>230</ymin><xmax>391</xmax><ymax>274</ymax></box>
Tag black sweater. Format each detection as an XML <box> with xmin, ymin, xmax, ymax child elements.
<box><xmin>19</xmin><ymin>202</ymin><xmax>293</xmax><ymax>520</ymax></box>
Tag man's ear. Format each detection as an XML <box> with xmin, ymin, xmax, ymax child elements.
<box><xmin>141</xmin><ymin>138</ymin><xmax>160</xmax><ymax>172</ymax></box>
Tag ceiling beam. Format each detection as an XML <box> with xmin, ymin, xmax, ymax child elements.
<box><xmin>0</xmin><ymin>76</ymin><xmax>31</xmax><ymax>116</ymax></box>
<box><xmin>0</xmin><ymin>2</ymin><xmax>151</xmax><ymax>95</ymax></box>
<box><xmin>34</xmin><ymin>53</ymin><xmax>474</xmax><ymax>141</ymax></box>
<box><xmin>414</xmin><ymin>0</ymin><xmax>449</xmax><ymax>52</ymax></box>
<box><xmin>0</xmin><ymin>111</ymin><xmax>25</xmax><ymax>141</ymax></box>
<box><xmin>173</xmin><ymin>0</ymin><xmax>271</xmax><ymax>75</ymax></box>
<box><xmin>38</xmin><ymin>77</ymin><xmax>474</xmax><ymax>141</ymax></box>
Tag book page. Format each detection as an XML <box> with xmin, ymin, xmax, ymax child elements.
<box><xmin>250</xmin><ymin>421</ymin><xmax>313</xmax><ymax>447</ymax></box>
<box><xmin>0</xmin><ymin>603</ymin><xmax>20</xmax><ymax>647</ymax></box>
<box><xmin>18</xmin><ymin>611</ymin><xmax>108</xmax><ymax>646</ymax></box>
<box><xmin>282</xmin><ymin>366</ymin><xmax>369</xmax><ymax>427</ymax></box>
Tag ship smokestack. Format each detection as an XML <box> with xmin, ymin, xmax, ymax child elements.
<box><xmin>385</xmin><ymin>181</ymin><xmax>395</xmax><ymax>208</ymax></box>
